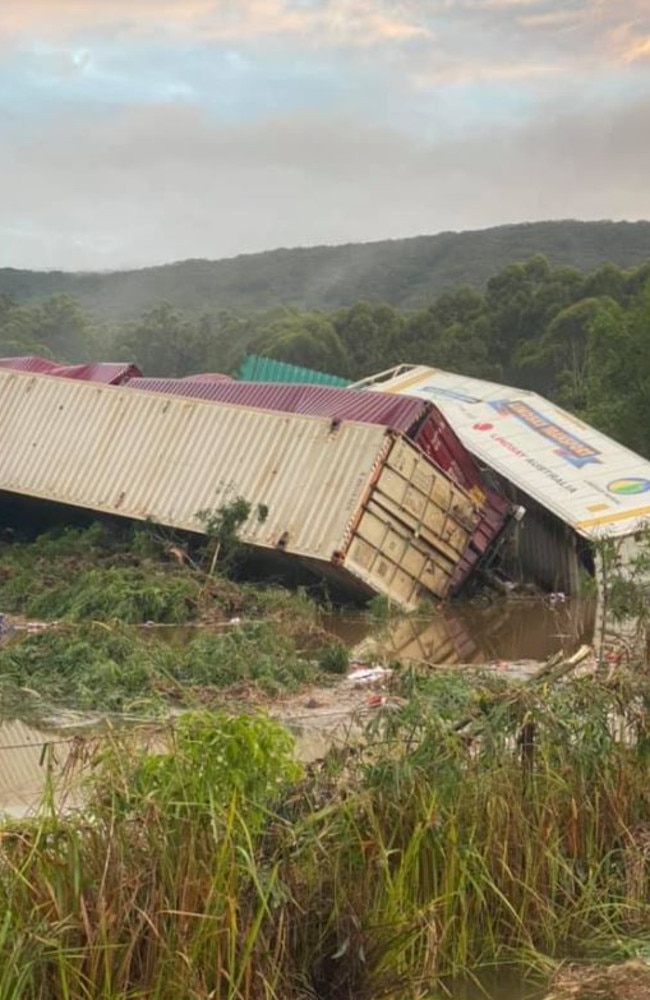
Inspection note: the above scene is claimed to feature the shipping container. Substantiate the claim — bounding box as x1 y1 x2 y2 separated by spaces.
125 376 513 587
0 356 141 385
0 370 479 609
238 354 350 386
353 364 650 592
0 356 55 375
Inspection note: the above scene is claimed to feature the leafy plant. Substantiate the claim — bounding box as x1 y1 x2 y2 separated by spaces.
196 495 253 573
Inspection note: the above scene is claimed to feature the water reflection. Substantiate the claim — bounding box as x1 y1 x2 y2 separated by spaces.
431 971 546 1000
0 717 81 817
325 598 596 668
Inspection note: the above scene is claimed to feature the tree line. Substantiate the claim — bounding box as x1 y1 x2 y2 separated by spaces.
1 254 649 456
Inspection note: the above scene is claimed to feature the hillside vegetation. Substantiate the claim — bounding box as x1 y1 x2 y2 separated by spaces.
1 219 650 319
1 247 650 457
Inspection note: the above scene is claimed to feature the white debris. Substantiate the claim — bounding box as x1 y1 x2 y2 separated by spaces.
345 666 393 687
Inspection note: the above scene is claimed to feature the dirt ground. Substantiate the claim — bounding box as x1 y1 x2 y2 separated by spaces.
544 960 650 1000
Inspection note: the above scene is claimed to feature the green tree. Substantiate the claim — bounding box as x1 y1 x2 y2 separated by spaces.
253 313 351 377
31 294 95 361
333 301 404 377
518 297 613 407
585 285 650 455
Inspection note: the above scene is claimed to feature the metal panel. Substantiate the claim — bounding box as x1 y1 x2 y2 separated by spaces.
0 355 56 374
0 356 141 385
125 377 513 589
0 720 62 817
50 362 142 385
499 487 584 594
0 370 478 607
357 364 650 541
180 373 234 382
126 376 430 429
238 354 350 386
344 436 478 604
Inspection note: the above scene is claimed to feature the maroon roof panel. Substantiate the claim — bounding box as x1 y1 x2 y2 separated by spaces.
0 356 141 385
126 377 430 431
0 356 57 374
180 372 234 383
49 362 142 385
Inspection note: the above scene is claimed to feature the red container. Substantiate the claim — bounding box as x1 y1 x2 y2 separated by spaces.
0 356 142 385
0 355 57 374
48 362 142 385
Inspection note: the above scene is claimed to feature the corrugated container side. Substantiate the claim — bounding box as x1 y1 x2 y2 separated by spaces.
413 415 512 589
238 354 350 386
0 356 57 375
0 370 478 608
343 436 479 605
49 362 142 385
181 373 234 383
125 376 429 428
0 357 142 385
125 376 512 591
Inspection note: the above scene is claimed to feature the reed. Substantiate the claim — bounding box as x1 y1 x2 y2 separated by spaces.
1 672 650 999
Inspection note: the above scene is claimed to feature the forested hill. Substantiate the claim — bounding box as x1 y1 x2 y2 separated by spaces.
2 219 650 320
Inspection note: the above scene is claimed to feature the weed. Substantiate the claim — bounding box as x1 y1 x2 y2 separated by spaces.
176 622 317 695
0 619 320 715
0 523 324 631
1 675 650 997
317 639 349 674
28 566 201 623
196 495 253 573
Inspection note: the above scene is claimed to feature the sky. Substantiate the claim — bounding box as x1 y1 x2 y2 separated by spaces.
1 0 649 270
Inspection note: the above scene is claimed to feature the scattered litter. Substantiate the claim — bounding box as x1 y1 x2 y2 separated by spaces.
345 666 393 688
229 617 242 625
25 621 50 634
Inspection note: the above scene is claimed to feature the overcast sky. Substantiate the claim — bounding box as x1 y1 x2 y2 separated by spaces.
1 0 649 270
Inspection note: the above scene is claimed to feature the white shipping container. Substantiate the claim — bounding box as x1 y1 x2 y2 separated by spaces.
0 370 479 609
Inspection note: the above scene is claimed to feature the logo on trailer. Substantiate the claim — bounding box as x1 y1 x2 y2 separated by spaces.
490 400 601 468
608 478 650 496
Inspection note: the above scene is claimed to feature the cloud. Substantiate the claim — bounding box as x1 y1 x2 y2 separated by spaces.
0 0 648 271
0 0 432 48
0 97 648 270
625 37 650 62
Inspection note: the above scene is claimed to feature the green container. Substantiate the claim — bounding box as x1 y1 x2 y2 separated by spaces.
238 354 350 386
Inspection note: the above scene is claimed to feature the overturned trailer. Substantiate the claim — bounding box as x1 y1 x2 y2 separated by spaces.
355 365 650 594
0 369 483 609
124 376 514 590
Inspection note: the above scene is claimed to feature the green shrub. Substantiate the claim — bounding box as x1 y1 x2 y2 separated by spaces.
27 566 201 624
317 638 349 674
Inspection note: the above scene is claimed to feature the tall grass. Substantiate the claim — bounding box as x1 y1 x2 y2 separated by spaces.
2 673 650 999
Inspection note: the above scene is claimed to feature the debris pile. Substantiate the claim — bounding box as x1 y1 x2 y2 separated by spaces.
544 960 650 1000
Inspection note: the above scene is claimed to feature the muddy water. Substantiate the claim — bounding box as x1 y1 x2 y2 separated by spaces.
0 717 86 817
432 974 545 1000
325 597 596 668
0 604 568 1000
432 973 546 1000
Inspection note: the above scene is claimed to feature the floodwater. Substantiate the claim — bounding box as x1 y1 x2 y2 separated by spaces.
0 716 85 817
0 600 581 1000
0 597 597 816
431 972 546 1000
325 597 596 670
